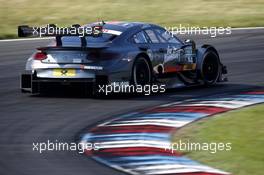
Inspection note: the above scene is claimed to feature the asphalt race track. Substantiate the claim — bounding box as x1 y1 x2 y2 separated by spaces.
0 29 263 175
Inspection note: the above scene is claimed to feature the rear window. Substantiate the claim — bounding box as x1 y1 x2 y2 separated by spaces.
61 33 116 46
61 37 82 47
86 33 116 43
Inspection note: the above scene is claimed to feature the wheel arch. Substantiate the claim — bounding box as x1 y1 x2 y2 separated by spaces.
132 52 153 76
134 52 152 69
201 44 219 57
196 44 220 71
130 52 153 85
196 44 221 85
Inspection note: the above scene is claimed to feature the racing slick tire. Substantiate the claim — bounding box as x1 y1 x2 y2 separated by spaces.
201 51 220 85
132 57 152 86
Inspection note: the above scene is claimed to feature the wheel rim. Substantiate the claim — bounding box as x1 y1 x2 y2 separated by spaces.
202 53 219 84
133 58 151 85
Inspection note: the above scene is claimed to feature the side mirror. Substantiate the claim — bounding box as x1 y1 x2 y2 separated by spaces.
184 39 191 43
184 39 196 51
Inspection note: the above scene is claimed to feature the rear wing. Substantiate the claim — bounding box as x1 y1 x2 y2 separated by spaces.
17 24 103 47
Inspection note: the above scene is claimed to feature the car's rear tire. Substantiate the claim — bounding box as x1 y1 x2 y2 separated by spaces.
201 51 220 85
132 57 152 85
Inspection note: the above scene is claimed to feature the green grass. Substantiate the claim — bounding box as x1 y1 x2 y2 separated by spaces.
172 104 264 175
1 0 264 39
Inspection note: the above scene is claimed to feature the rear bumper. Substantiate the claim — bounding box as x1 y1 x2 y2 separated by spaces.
20 71 108 93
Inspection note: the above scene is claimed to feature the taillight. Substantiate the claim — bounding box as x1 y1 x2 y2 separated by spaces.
34 52 47 60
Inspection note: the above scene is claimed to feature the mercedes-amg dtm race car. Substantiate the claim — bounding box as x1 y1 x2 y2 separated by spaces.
19 21 227 95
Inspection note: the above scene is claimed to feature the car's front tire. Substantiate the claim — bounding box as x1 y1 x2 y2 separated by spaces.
201 51 220 85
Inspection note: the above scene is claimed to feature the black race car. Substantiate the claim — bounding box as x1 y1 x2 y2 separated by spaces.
19 21 227 94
